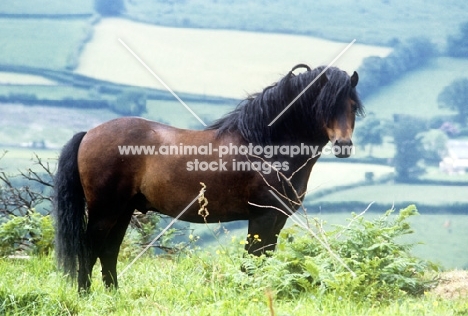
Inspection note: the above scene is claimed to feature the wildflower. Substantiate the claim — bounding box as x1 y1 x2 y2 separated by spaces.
253 234 259 239
240 240 249 245
189 234 194 240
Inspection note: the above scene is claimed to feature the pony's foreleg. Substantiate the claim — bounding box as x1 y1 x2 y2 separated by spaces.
246 211 288 255
99 209 134 288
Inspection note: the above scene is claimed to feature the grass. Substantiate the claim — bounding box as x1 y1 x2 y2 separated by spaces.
126 0 468 46
0 0 93 14
0 18 91 69
0 103 120 148
76 17 390 99
0 84 93 100
145 99 235 129
308 184 468 205
0 247 466 315
363 57 468 120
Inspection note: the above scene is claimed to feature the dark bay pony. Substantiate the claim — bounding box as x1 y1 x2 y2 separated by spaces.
54 65 363 291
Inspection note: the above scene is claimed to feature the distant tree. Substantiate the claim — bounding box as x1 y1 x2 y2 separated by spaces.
392 115 426 182
447 21 468 57
437 78 468 124
357 38 436 99
110 91 147 116
419 129 449 164
355 114 385 157
94 0 125 16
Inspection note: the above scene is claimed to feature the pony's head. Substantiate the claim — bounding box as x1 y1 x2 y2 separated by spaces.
282 66 363 158
324 71 360 158
208 65 364 158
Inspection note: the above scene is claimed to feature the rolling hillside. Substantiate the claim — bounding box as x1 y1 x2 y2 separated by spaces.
364 57 468 120
76 18 391 99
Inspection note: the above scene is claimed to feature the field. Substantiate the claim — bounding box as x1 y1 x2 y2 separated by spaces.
0 104 120 147
1 223 468 315
364 57 468 120
126 0 468 46
0 256 460 316
76 18 391 99
1 2 468 313
309 184 468 206
0 0 93 14
0 18 91 70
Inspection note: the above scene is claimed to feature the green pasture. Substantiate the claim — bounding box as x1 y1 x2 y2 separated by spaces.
144 99 235 129
307 184 468 206
1 254 466 315
0 147 58 173
0 84 93 100
0 18 90 69
126 0 468 46
0 0 93 14
363 57 468 120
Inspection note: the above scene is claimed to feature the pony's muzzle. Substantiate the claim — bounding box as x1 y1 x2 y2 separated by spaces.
332 139 354 158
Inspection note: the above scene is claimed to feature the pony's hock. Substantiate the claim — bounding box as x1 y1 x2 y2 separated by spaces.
54 64 363 291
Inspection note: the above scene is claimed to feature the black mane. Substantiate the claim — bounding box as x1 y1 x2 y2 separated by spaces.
207 65 364 145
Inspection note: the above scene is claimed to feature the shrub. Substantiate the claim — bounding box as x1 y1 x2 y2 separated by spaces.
0 210 54 257
224 205 439 302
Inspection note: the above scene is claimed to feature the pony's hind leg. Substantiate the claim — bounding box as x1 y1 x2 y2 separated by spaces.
81 204 122 291
78 216 106 292
98 207 134 288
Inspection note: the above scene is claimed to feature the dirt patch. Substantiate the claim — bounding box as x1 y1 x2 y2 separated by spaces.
432 270 468 299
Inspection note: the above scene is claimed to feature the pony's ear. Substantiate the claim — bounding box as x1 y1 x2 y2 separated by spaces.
350 71 359 88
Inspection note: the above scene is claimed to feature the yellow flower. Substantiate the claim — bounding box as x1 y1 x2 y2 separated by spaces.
433 301 439 307
216 250 220 255
240 240 249 245
253 234 259 239
189 234 194 240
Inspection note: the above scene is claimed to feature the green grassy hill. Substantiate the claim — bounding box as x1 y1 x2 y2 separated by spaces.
363 57 468 120
0 18 92 70
0 0 93 14
126 0 468 46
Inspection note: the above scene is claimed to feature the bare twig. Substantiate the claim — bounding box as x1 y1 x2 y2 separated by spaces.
0 153 55 216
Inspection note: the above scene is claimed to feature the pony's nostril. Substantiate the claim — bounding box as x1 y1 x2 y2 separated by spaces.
333 139 354 158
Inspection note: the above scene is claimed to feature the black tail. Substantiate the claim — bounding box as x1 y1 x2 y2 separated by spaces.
54 131 87 282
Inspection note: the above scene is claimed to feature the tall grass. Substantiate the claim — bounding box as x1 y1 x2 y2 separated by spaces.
1 206 467 315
